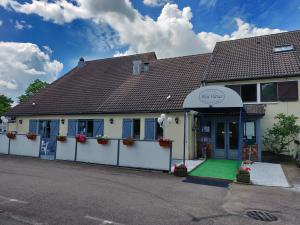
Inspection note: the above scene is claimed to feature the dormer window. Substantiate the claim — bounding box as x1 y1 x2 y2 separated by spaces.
143 63 149 72
273 45 294 53
133 60 142 75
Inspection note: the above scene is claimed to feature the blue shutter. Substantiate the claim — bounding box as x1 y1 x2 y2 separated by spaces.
50 120 60 138
29 120 38 133
122 119 133 138
67 119 77 137
144 118 155 140
93 119 104 137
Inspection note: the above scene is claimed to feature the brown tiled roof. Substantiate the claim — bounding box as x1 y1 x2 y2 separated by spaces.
203 30 300 82
8 52 211 116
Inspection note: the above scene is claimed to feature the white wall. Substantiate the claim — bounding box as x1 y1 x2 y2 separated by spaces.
119 140 171 171
10 135 40 157
0 134 9 154
56 138 76 161
76 138 118 165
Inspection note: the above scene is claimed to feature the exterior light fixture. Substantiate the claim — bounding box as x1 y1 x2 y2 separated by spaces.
109 118 114 124
19 119 23 124
61 119 65 124
175 117 179 124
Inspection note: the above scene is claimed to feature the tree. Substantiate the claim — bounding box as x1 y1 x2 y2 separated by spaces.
263 113 300 155
0 95 13 117
18 79 49 103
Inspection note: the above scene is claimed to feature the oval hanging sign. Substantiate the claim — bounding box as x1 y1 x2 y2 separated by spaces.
198 89 225 105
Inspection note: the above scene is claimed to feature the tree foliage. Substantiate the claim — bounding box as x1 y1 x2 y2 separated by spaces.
263 113 300 154
0 95 13 117
18 79 49 103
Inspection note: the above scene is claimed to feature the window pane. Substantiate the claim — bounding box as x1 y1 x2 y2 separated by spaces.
87 120 94 137
78 120 87 135
241 84 257 102
133 119 140 139
226 85 241 95
155 119 164 139
244 121 256 144
261 83 277 102
278 81 298 101
216 122 225 149
229 122 239 149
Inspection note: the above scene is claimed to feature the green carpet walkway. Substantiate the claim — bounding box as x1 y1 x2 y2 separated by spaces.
188 159 242 181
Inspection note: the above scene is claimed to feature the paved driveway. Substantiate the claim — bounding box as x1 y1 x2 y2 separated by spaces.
0 155 299 225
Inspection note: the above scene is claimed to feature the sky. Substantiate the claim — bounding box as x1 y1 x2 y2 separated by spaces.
0 0 299 102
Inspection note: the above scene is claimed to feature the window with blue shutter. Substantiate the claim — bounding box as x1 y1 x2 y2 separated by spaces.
144 118 155 140
67 119 77 137
122 119 133 138
29 120 38 133
93 120 104 137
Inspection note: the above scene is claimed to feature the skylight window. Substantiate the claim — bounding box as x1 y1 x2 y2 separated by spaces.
273 45 294 53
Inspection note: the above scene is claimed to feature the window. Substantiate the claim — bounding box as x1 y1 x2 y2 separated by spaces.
244 121 256 144
278 81 298 101
133 119 140 139
155 119 164 139
261 83 278 102
227 84 257 102
77 120 94 137
241 84 257 102
273 45 294 53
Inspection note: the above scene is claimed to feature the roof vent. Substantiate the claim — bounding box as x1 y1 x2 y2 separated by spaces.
133 60 142 75
273 45 294 53
78 57 86 68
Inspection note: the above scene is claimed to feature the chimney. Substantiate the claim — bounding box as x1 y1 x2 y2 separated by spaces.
78 57 85 68
132 60 142 75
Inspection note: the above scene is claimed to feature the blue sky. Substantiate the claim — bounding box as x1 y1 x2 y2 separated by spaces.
0 0 299 101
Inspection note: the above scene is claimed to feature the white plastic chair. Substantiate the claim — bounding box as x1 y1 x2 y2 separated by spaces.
41 141 49 155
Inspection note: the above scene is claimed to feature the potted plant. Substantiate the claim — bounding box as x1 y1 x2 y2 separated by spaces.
96 135 109 145
56 135 67 142
123 137 134 146
75 134 87 143
26 132 37 140
173 164 188 177
6 131 16 139
236 166 251 184
158 138 172 147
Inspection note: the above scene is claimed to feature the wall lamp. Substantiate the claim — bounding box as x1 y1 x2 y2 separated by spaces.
61 119 65 124
175 117 179 124
109 118 114 124
19 119 23 124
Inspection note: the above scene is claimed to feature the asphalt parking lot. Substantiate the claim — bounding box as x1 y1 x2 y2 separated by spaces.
0 155 299 225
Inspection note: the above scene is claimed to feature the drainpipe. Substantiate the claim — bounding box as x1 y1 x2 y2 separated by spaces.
183 111 187 165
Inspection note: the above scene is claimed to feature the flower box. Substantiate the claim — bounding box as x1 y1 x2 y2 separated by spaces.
26 132 37 140
6 132 16 139
75 134 87 143
174 164 188 177
159 138 172 147
123 138 134 146
236 166 251 184
57 135 67 142
97 139 108 145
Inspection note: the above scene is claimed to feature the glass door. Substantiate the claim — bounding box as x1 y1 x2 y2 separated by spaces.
228 121 239 159
214 122 226 158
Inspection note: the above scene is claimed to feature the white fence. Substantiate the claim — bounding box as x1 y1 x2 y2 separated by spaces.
0 135 9 154
0 134 172 171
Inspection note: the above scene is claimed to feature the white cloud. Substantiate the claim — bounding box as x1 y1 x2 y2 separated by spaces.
14 20 32 30
199 0 218 8
0 20 3 26
0 1 285 59
0 42 63 102
143 0 170 7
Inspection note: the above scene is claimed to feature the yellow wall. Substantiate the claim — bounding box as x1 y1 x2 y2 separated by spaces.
10 112 189 159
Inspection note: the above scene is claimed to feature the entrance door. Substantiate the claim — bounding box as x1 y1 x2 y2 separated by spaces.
214 122 226 158
39 120 59 160
214 120 239 159
228 121 239 159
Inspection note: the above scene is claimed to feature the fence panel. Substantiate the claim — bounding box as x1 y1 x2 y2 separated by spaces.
76 139 118 165
10 135 40 157
0 134 9 154
119 141 170 171
56 138 76 161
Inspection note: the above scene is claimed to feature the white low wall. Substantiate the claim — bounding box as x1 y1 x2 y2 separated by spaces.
0 134 9 154
76 139 118 165
10 135 40 157
119 141 171 171
56 138 76 161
